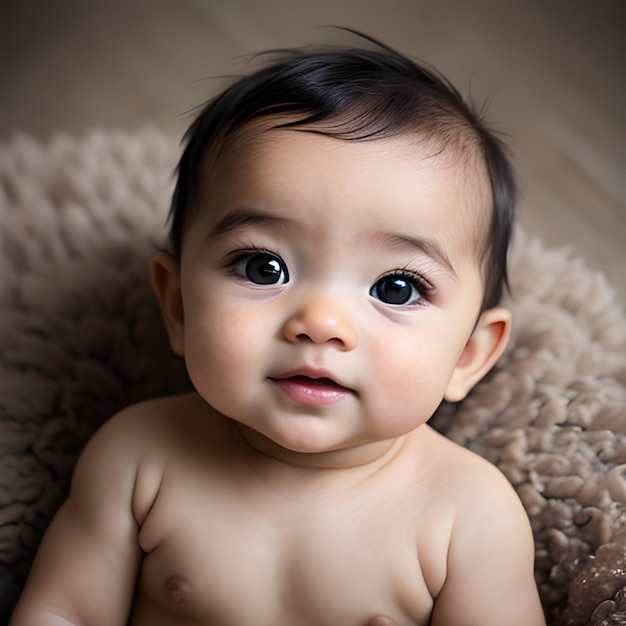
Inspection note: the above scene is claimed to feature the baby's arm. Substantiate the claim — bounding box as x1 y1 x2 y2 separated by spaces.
430 464 546 626
10 410 144 626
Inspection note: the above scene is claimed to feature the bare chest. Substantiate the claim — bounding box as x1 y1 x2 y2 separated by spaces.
130 467 442 626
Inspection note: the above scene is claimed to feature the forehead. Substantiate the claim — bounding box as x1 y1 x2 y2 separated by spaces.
197 121 491 256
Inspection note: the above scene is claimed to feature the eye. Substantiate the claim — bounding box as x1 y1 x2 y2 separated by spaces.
232 251 289 285
369 271 428 306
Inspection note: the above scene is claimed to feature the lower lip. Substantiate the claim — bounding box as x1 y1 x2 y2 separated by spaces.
270 377 352 407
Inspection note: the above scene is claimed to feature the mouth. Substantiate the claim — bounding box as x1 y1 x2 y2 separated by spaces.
269 373 354 407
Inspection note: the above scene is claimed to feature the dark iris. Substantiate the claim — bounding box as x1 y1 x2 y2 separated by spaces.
370 274 419 305
244 253 289 285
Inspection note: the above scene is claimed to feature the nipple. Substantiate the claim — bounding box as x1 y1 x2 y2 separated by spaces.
165 574 192 605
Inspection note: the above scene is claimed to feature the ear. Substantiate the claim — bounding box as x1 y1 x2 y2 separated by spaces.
152 250 185 356
444 306 512 403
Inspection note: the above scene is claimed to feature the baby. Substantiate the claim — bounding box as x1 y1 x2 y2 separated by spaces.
10 36 546 625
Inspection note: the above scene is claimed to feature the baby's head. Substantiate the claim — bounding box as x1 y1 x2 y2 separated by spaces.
155 36 517 455
168 37 515 311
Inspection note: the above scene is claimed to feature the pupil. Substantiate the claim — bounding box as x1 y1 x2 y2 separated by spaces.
379 277 411 304
247 255 283 284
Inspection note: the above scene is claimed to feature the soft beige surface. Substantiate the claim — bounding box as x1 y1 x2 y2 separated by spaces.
1 129 626 624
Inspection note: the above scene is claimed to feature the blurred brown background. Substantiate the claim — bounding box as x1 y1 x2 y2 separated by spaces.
2 0 624 303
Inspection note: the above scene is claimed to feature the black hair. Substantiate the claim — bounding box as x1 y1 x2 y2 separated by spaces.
169 32 516 310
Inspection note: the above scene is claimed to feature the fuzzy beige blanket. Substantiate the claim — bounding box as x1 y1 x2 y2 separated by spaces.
1 130 625 625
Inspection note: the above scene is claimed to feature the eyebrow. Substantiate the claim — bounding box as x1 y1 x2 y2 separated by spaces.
209 208 292 238
210 208 457 280
380 233 458 280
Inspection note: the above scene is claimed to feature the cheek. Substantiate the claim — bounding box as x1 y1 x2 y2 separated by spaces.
181 300 263 391
376 352 442 405
183 292 293 406
365 327 466 412
194 305 253 346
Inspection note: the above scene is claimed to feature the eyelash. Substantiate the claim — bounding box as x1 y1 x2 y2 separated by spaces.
398 268 433 295
226 246 274 268
225 247 287 280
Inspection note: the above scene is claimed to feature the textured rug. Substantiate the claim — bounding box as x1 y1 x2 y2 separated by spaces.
1 130 625 625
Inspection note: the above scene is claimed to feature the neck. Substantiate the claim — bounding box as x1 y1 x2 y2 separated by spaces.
235 423 406 472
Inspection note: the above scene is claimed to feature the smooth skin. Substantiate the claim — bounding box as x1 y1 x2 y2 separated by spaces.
11 127 546 625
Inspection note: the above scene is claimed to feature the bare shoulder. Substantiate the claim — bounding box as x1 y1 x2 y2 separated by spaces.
83 392 213 456
10 394 211 625
80 393 217 516
94 392 206 435
67 393 204 506
419 426 533 566
419 428 545 625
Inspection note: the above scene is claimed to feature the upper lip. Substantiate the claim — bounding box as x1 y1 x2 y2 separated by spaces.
269 367 354 391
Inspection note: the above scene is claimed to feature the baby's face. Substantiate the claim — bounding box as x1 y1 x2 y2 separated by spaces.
175 126 491 463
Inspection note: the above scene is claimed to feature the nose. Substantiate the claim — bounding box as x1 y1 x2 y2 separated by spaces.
282 294 359 351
